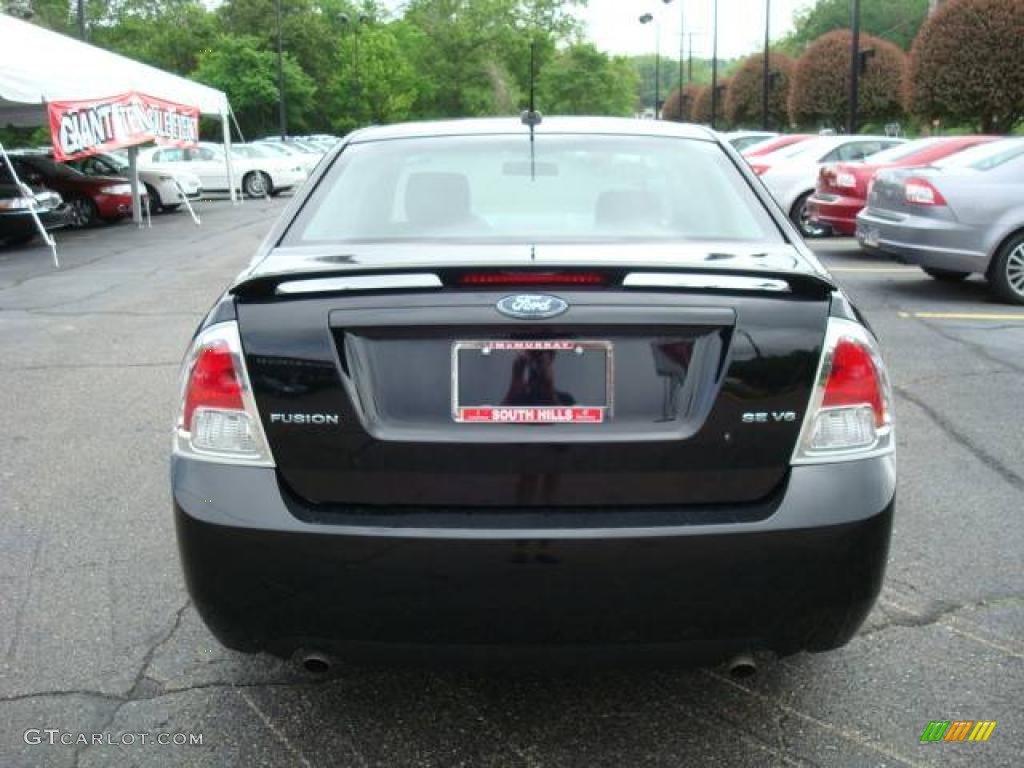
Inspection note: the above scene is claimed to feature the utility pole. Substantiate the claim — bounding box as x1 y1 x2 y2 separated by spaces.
848 0 861 135
275 0 287 140
710 0 719 129
688 32 696 82
77 0 85 39
762 0 771 130
677 1 684 120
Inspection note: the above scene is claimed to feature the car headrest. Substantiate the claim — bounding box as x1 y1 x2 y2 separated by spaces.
405 172 472 226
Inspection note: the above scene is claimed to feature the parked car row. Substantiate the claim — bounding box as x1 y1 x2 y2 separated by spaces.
729 131 1024 304
2 136 338 248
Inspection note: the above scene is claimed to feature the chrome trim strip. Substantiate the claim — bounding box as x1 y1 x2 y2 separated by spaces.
623 273 790 292
276 274 442 295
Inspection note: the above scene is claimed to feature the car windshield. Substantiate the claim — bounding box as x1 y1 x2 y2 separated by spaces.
17 156 81 178
932 139 1024 170
65 155 125 176
864 138 948 164
286 134 782 245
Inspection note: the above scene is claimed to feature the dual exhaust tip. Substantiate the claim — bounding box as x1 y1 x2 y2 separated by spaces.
295 649 760 678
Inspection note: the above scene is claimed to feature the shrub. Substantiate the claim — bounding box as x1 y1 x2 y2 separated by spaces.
691 78 731 127
788 29 906 130
908 0 1024 133
725 51 795 130
662 83 703 122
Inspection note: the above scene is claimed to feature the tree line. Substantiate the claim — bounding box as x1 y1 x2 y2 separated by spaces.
663 0 1024 135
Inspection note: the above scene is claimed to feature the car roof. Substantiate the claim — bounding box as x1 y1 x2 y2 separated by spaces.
345 117 718 144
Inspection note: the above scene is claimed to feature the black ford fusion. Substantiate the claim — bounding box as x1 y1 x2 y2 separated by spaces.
172 117 895 666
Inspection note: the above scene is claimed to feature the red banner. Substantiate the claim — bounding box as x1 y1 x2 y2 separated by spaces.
47 92 200 161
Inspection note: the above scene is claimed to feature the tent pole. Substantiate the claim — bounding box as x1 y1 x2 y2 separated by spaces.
222 110 238 205
128 146 142 226
0 140 59 268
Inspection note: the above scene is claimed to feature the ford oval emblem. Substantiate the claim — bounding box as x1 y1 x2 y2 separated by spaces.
496 294 569 320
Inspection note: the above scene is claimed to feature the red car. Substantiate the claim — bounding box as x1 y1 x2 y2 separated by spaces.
9 152 143 228
742 134 815 158
807 136 996 236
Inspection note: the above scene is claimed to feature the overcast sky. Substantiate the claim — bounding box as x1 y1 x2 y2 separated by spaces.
578 0 811 60
381 1 814 60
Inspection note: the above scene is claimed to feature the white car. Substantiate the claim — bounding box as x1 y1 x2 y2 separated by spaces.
723 131 778 153
61 152 201 213
751 135 906 236
137 143 303 198
229 144 309 193
252 141 321 175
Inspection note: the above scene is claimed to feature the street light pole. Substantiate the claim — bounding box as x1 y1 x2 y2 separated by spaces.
710 0 719 129
76 0 85 40
275 0 287 140
677 1 685 120
762 0 771 130
848 0 861 135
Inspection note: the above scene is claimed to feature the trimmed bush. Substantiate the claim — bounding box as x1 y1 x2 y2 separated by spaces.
662 83 703 122
788 29 906 130
692 78 731 126
725 51 795 130
908 0 1024 133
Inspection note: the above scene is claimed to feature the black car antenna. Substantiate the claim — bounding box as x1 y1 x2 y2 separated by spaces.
520 39 542 181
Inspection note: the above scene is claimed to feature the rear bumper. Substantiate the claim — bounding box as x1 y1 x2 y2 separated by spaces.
0 205 71 236
855 210 989 273
94 193 138 219
173 455 895 662
807 194 862 236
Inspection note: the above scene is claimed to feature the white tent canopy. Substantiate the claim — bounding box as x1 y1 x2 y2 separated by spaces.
0 13 229 124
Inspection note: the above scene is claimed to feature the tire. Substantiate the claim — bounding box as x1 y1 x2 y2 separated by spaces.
144 184 163 214
989 232 1024 305
67 196 98 228
243 171 271 198
162 204 181 213
922 267 970 282
790 192 829 238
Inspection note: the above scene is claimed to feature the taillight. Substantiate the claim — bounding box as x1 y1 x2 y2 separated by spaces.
174 321 274 465
835 172 857 189
751 163 770 176
792 318 894 463
904 178 947 206
458 272 607 286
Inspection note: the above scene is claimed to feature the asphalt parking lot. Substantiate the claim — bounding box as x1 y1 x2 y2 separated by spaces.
1 199 1021 768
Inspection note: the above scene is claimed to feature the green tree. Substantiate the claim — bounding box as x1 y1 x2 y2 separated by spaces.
779 0 929 54
192 35 316 137
908 0 1024 133
725 52 795 130
788 30 907 130
536 44 637 116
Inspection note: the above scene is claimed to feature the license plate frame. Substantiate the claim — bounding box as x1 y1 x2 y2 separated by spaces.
451 340 613 424
862 226 880 248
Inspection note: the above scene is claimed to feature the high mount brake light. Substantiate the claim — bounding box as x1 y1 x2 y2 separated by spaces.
792 317 894 464
458 272 607 286
904 178 947 206
174 321 274 466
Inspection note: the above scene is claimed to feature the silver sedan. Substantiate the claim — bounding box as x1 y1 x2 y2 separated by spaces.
856 138 1024 304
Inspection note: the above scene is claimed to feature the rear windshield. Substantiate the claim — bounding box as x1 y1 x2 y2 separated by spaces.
933 139 1024 170
865 138 947 164
285 135 782 244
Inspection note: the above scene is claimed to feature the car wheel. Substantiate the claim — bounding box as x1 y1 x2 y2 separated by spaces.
922 267 970 282
144 184 163 214
243 172 271 198
67 196 98 228
990 233 1024 305
162 204 181 213
790 192 829 238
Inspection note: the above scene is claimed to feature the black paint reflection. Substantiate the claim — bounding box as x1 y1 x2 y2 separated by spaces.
502 351 576 406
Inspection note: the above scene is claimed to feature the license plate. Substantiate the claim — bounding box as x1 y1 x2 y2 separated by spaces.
452 340 612 424
862 227 880 248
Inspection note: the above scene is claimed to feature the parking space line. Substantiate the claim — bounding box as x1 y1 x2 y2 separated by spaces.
898 311 1024 321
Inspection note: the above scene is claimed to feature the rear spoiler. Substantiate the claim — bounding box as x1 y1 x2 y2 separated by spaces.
231 266 837 300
